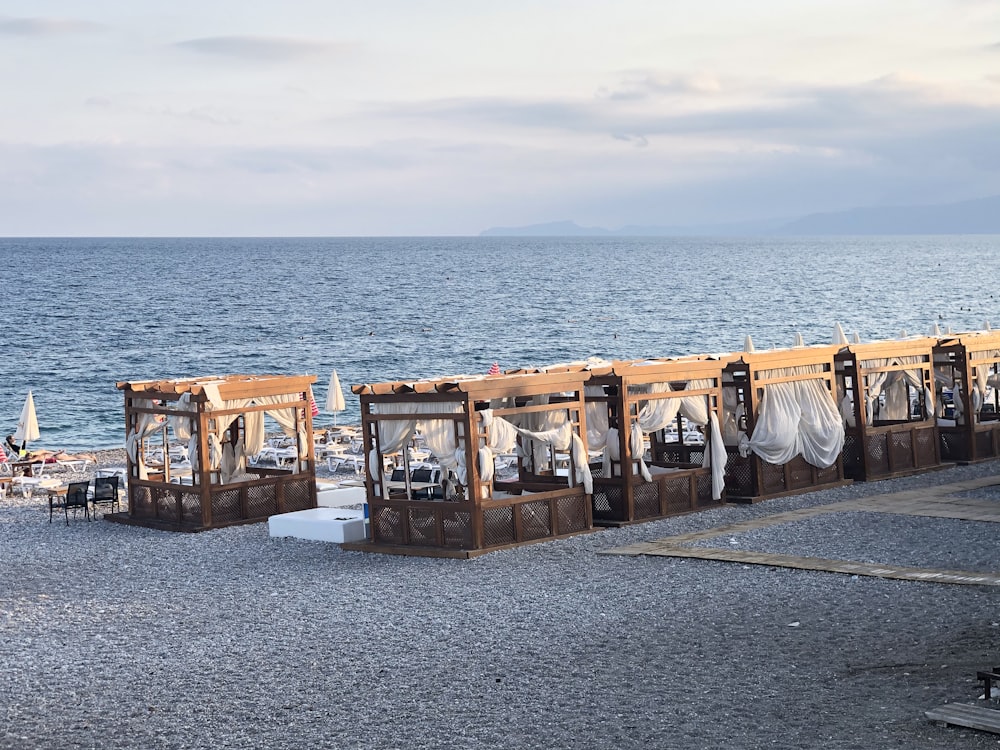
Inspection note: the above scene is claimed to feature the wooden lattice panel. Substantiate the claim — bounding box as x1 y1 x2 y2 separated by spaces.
914 427 937 466
725 454 754 496
442 510 472 547
939 430 967 461
816 464 840 484
695 473 717 508
372 505 404 544
282 479 313 513
483 506 515 547
211 488 241 524
842 433 863 476
555 494 588 534
663 475 694 514
787 458 813 490
976 430 997 460
130 487 153 518
247 484 277 518
180 491 201 522
633 481 661 518
761 460 786 494
519 500 552 541
406 508 438 545
889 431 914 471
867 433 889 474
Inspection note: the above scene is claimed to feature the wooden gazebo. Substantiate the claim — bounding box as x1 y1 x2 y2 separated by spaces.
933 330 1000 463
111 374 318 531
542 357 728 525
722 345 850 502
835 337 944 481
345 370 594 557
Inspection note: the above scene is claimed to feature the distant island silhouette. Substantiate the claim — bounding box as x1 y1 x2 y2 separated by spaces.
480 194 1000 236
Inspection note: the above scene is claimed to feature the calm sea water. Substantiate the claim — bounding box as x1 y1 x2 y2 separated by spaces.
1 236 998 450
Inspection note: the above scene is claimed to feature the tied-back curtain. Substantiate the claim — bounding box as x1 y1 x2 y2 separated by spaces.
367 402 419 481
632 379 726 499
970 361 1000 420
125 399 166 481
744 365 844 469
168 393 194 441
247 393 305 457
722 387 741 444
635 382 680 433
485 413 593 493
417 403 465 484
861 356 929 421
585 386 610 452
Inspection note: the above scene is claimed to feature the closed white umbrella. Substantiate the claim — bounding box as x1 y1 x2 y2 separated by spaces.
833 322 849 345
743 334 756 353
325 370 346 425
13 390 40 451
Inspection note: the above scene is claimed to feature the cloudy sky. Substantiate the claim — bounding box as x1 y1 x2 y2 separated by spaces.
2 1 999 235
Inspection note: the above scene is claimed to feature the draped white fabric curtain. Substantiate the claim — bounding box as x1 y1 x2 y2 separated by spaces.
367 402 466 484
585 386 610 452
742 366 845 469
481 410 593 494
860 356 930 422
125 399 166 481
969 355 1000 420
631 379 727 500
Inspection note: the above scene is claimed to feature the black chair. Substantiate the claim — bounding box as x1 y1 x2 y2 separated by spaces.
50 480 91 525
91 475 120 515
389 467 407 482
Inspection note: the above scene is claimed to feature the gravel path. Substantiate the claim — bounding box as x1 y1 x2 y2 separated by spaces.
3 460 1000 749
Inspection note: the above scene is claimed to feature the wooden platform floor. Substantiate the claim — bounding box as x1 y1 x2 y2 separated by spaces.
601 475 1000 586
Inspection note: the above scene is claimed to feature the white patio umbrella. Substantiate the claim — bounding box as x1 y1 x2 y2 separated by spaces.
13 390 40 453
325 370 347 425
833 322 849 345
743 334 756 353
793 332 805 347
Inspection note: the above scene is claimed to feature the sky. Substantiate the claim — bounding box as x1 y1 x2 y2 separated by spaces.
2 0 1000 236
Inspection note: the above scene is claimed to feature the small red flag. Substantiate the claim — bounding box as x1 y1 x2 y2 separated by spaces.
307 389 320 418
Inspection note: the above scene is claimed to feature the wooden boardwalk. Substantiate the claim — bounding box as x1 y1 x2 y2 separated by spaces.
601 476 1000 586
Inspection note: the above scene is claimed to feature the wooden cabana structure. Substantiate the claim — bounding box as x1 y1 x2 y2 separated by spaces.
721 345 849 502
543 357 728 525
834 337 943 481
111 374 318 531
346 370 594 558
933 330 1000 463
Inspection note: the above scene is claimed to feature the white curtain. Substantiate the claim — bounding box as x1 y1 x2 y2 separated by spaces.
168 393 194 441
861 356 929 422
742 366 845 469
125 399 166 481
585 386 610 452
632 379 727 500
485 413 593 494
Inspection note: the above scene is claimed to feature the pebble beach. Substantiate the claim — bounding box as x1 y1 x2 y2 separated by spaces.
4 454 1000 749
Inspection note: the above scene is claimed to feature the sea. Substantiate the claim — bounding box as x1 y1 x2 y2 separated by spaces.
1 235 998 451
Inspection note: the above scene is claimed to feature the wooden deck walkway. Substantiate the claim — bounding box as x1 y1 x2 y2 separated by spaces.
601 476 1000 586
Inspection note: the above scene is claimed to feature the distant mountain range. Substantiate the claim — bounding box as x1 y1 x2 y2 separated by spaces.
480 194 1000 237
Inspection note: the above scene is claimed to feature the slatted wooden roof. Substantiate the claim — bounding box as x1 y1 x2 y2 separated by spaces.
728 343 843 369
936 329 1000 352
352 369 590 397
836 336 937 362
116 374 317 401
